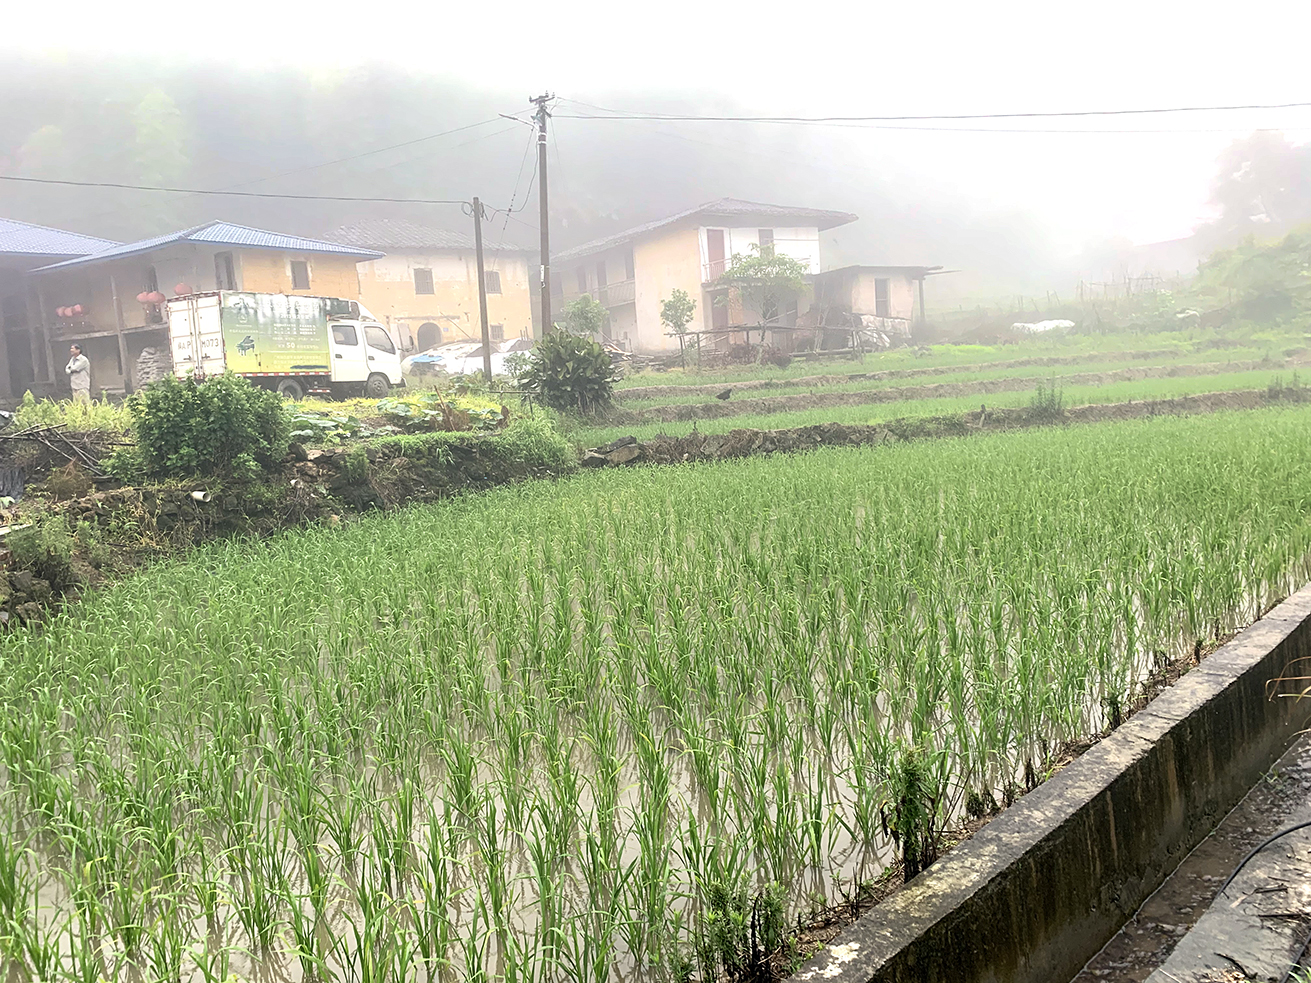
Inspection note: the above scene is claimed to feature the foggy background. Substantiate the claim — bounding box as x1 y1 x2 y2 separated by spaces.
2 10 1309 310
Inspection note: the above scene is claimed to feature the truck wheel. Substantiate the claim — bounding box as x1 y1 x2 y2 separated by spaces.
364 374 390 398
276 378 306 400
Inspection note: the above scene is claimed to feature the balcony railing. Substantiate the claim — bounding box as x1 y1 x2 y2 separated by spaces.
702 259 728 283
599 279 635 307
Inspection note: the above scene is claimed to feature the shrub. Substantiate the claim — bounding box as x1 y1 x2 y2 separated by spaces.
8 515 78 592
520 329 618 415
128 374 290 480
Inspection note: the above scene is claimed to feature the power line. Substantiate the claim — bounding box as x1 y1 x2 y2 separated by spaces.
0 174 472 205
555 98 1311 125
68 116 514 226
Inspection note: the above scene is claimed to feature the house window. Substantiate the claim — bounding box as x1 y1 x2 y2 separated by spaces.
624 250 635 280
291 260 311 290
576 268 587 293
758 229 775 257
215 252 237 290
414 268 434 295
490 323 504 342
875 278 891 318
484 270 501 295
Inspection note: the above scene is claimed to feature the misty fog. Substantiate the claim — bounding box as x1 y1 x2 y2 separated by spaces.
2 53 1309 307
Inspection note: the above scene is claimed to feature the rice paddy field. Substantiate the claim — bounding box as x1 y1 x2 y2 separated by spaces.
6 402 1311 982
574 365 1303 448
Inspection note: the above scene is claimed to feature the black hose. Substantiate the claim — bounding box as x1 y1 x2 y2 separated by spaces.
1217 818 1311 899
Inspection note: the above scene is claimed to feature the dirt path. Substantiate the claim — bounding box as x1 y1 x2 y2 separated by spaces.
622 359 1294 424
1072 735 1311 982
616 348 1195 401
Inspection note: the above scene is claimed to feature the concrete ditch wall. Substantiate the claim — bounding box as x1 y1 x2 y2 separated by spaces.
794 586 1311 983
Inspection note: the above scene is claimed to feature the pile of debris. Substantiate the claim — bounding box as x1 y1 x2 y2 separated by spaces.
135 346 173 386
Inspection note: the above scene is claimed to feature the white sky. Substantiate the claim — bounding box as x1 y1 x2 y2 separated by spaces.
5 0 1311 254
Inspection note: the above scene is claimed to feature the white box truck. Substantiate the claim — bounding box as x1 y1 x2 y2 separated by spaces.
166 291 405 399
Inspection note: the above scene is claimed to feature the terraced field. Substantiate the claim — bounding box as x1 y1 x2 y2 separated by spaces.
5 399 1311 982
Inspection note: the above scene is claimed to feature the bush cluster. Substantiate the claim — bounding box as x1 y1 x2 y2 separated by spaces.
519 329 618 415
126 374 290 480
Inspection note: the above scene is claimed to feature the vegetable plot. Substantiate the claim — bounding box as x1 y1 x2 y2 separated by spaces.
4 406 1311 981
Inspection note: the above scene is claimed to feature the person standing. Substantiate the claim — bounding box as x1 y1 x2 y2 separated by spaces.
65 344 91 402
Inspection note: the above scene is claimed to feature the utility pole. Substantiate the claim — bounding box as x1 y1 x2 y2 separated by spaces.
531 92 554 334
472 196 493 379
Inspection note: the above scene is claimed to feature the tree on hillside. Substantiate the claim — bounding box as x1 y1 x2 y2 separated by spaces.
133 90 191 229
712 245 810 345
559 294 608 338
1197 132 1311 251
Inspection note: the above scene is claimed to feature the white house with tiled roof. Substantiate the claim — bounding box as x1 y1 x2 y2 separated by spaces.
327 219 534 353
551 198 858 352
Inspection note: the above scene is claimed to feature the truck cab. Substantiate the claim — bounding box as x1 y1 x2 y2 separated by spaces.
324 317 404 399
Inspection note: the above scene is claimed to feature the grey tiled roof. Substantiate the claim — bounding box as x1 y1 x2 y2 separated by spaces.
0 218 118 258
553 198 858 263
33 221 383 271
324 218 525 253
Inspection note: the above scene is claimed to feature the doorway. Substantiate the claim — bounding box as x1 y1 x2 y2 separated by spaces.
706 229 726 280
418 322 441 351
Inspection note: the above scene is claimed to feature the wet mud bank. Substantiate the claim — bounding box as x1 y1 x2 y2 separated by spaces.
792 586 1311 983
583 389 1299 469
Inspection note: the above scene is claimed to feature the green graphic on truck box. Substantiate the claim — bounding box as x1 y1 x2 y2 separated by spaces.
220 292 331 374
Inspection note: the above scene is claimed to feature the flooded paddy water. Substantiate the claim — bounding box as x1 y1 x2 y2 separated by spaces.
6 407 1311 982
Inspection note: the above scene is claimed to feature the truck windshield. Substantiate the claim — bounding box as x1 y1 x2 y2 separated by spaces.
332 324 358 346
364 325 395 354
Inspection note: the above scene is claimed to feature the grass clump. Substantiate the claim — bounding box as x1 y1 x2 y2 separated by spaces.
12 391 130 435
7 515 77 592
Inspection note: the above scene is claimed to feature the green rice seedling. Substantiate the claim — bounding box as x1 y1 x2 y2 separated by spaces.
9 405 1311 979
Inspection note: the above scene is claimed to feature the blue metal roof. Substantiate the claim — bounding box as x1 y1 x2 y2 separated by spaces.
32 220 383 272
0 218 118 258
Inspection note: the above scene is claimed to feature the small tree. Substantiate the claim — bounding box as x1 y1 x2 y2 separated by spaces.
520 329 619 415
660 289 697 368
559 294 609 338
713 245 810 346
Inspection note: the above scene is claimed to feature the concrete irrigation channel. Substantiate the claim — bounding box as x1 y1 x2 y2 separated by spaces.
791 585 1311 983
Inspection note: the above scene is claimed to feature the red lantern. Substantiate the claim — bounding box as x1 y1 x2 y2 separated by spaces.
150 291 167 305
72 304 84 316
174 283 191 297
56 307 67 318
137 291 151 304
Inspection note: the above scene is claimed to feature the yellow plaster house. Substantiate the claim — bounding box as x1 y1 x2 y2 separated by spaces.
327 219 534 354
29 221 379 396
551 198 860 352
